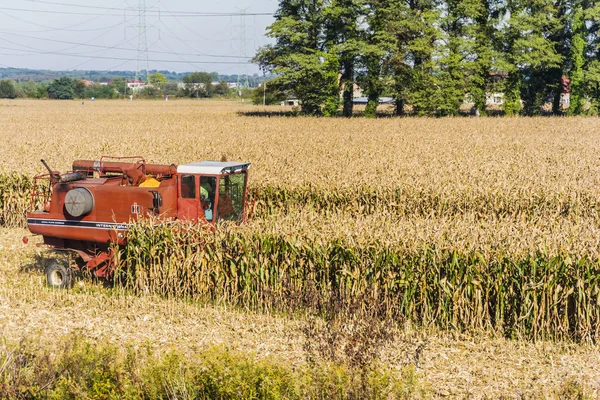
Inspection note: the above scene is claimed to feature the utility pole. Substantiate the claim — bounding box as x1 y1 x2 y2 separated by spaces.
233 8 251 97
135 0 150 85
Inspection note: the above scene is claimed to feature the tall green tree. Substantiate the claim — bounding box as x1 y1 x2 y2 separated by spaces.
384 0 440 115
148 72 168 87
324 0 365 116
583 3 600 112
183 72 213 98
73 80 86 98
18 80 38 98
467 0 500 115
110 77 129 97
359 0 393 117
47 77 74 100
502 0 563 115
567 4 585 115
0 79 17 99
254 0 337 115
499 1 523 116
442 0 468 115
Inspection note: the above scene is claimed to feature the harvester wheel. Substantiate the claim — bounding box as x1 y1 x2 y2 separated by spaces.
45 259 72 289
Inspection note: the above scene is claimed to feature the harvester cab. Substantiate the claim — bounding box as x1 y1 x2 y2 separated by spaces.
25 156 251 288
176 161 250 223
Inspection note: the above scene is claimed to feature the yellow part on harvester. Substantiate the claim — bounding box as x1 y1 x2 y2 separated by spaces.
139 177 160 187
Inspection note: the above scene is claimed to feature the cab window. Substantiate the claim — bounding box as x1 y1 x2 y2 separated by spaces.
218 173 245 221
181 175 196 198
200 176 216 221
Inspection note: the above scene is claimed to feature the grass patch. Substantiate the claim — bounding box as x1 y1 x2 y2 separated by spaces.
0 334 427 399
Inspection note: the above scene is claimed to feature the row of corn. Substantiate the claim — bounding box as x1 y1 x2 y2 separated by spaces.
0 173 36 228
2 174 599 229
114 219 600 342
253 185 600 219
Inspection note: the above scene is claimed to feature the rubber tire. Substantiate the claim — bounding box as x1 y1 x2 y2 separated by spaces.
45 259 72 289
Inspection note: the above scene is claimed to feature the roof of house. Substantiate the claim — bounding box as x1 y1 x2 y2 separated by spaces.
176 161 250 175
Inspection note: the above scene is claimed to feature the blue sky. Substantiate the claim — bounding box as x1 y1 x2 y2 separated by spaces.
0 0 277 74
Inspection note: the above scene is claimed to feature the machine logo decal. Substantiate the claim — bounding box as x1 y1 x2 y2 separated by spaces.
131 203 141 214
27 218 128 230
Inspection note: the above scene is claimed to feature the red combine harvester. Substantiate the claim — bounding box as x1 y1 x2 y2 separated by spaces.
26 156 251 288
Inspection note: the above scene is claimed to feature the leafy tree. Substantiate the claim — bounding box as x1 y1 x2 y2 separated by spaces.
433 0 473 116
255 0 600 117
162 82 181 96
0 79 17 98
324 0 365 116
36 83 49 99
139 85 160 97
501 0 563 115
19 80 38 98
585 61 600 114
467 0 500 115
583 4 600 112
47 77 74 100
85 83 117 99
384 0 440 115
254 0 337 115
358 0 394 117
148 72 167 87
321 52 342 116
213 81 231 96
73 80 86 99
183 72 213 98
251 79 287 105
567 4 585 115
110 77 129 97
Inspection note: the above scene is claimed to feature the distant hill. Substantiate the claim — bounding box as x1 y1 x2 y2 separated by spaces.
0 68 264 85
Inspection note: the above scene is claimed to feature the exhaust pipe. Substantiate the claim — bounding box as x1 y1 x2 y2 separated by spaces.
41 159 60 181
41 159 85 183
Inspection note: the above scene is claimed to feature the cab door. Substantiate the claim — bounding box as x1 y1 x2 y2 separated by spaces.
199 176 217 223
177 174 199 221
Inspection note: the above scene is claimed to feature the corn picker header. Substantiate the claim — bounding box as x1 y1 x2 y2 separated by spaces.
26 156 251 288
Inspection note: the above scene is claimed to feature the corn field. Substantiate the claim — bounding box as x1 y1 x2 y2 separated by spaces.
3 100 600 342
112 217 600 342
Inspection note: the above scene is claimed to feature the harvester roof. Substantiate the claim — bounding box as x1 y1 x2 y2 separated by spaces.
176 161 250 175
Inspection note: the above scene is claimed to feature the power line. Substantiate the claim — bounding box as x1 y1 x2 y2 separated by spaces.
1 1 264 72
0 31 251 58
0 8 133 32
134 0 149 83
20 0 276 16
0 45 251 64
0 18 133 55
233 8 251 91
66 37 138 70
157 2 229 43
20 0 131 11
0 5 273 17
152 39 202 72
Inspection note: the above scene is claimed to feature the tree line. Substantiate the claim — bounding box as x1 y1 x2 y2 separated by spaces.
0 72 240 100
0 67 267 88
254 0 600 117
